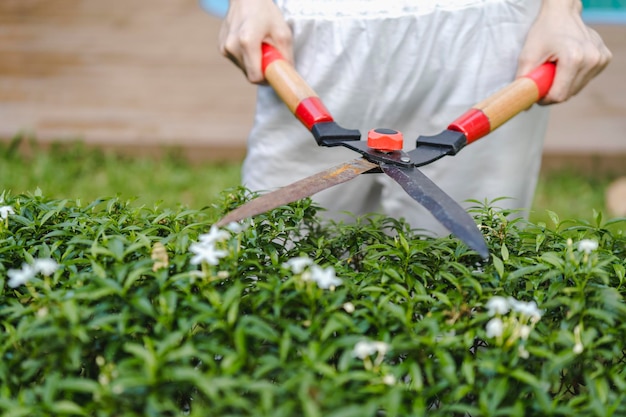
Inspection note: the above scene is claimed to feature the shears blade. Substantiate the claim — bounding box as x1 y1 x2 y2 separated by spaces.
381 163 489 258
215 157 377 227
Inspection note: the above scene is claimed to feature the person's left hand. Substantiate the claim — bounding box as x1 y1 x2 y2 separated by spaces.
516 0 611 105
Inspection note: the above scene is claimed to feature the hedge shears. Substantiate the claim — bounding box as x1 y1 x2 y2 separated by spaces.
217 43 556 259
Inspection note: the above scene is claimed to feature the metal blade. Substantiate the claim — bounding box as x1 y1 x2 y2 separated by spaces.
381 163 489 259
215 158 377 227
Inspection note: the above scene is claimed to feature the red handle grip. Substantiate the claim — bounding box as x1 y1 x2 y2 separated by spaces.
261 43 334 130
448 62 556 144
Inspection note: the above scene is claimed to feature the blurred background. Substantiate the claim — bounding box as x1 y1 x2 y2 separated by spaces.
0 0 625 221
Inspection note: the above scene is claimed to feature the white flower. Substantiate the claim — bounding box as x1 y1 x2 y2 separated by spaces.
225 221 249 234
191 226 231 267
342 302 355 313
33 258 58 276
577 239 598 254
7 264 36 288
382 374 396 385
198 225 230 245
573 325 584 354
283 256 314 274
284 257 342 290
0 205 14 219
353 341 374 360
372 341 390 356
301 269 313 282
518 345 530 359
519 324 532 340
310 265 342 289
353 340 390 360
507 297 542 321
486 296 509 316
189 242 228 265
485 317 504 338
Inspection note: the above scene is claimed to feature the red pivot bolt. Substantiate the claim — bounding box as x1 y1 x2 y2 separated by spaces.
367 128 403 152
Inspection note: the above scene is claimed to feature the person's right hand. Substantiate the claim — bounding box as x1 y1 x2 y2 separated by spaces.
516 0 611 105
218 0 293 84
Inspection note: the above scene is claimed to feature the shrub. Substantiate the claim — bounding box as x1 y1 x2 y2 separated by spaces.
1 189 625 416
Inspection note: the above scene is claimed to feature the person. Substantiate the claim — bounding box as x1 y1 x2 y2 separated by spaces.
218 0 611 236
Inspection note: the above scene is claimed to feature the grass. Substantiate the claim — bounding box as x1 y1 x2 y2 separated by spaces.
0 136 620 226
0 138 241 210
532 169 615 225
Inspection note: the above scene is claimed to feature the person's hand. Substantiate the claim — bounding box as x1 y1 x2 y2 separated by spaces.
218 0 293 84
516 0 611 104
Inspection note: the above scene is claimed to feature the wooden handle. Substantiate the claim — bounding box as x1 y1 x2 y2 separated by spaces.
448 63 556 144
261 43 333 130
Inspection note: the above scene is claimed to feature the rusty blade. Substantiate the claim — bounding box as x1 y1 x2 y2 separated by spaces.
215 158 377 227
380 163 489 259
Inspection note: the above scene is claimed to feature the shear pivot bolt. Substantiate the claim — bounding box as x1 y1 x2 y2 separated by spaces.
367 128 403 152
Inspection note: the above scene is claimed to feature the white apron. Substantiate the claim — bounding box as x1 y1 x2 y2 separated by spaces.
242 0 550 236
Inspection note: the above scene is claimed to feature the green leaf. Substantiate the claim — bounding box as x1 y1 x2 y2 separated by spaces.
124 341 157 381
320 313 353 341
492 254 505 279
325 404 377 417
48 400 86 416
509 369 544 389
239 316 279 343
593 209 602 228
500 243 509 262
547 210 560 229
0 408 34 417
56 378 100 394
461 360 475 385
585 308 617 325
540 252 565 270
535 232 546 252
507 264 549 282
131 296 156 317
434 349 458 385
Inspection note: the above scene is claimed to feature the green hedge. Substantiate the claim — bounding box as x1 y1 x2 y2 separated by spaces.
1 189 625 416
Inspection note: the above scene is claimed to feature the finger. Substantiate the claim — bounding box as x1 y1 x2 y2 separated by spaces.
589 28 613 69
219 20 245 69
566 57 607 99
219 37 248 79
223 49 245 73
541 45 589 105
554 39 611 101
252 28 294 84
240 39 264 84
221 29 265 84
218 17 266 83
269 28 294 65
